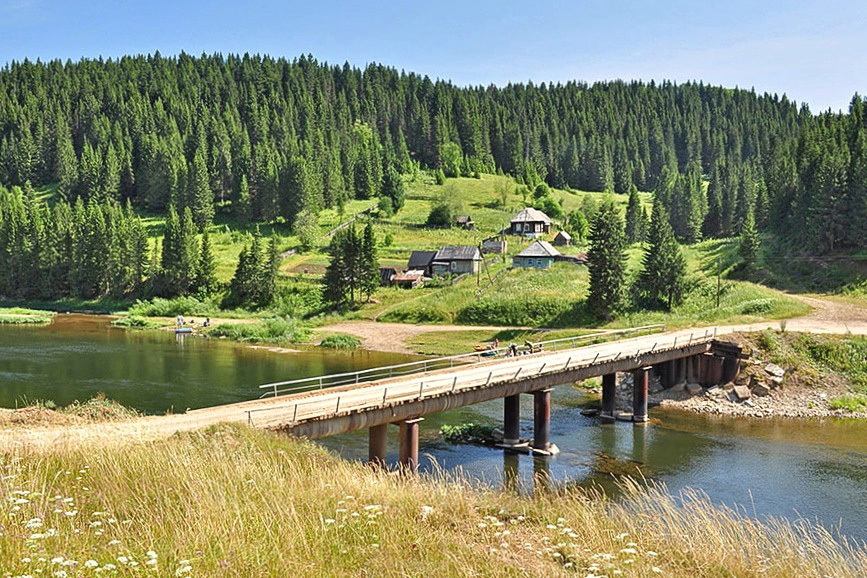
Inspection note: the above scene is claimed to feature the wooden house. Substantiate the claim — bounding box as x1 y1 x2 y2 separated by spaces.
379 267 397 286
481 235 508 254
407 250 437 277
553 230 572 246
431 246 482 276
509 208 552 237
455 215 475 230
512 240 560 269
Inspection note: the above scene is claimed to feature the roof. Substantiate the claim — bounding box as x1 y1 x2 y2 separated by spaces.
394 271 424 282
408 250 437 269
510 207 552 224
456 215 473 224
554 230 572 240
434 246 482 261
515 240 561 258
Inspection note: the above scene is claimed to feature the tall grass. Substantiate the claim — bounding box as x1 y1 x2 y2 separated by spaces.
0 425 863 576
0 307 54 324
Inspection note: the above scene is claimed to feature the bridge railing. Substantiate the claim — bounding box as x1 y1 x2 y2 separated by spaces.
257 324 665 399
245 327 719 428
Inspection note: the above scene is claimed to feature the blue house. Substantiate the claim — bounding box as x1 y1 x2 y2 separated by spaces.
512 240 560 269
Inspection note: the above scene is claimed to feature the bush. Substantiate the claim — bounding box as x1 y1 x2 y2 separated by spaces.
434 169 446 185
128 296 222 317
111 316 161 329
319 334 361 349
426 203 453 228
377 196 394 217
208 317 311 344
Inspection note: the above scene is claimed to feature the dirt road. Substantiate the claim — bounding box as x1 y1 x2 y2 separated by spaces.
314 321 533 354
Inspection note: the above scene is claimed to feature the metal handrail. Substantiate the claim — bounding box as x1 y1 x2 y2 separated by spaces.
257 324 666 398
245 327 718 427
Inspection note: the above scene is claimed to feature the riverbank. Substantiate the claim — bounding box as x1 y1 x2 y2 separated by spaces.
0 307 54 324
1 423 863 577
614 331 867 419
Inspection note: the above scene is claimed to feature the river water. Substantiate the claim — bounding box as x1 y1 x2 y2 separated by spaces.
2 315 866 540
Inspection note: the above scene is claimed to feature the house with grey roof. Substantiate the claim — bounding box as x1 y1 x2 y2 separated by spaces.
431 245 482 276
553 230 572 246
509 207 552 237
512 240 560 270
407 250 437 277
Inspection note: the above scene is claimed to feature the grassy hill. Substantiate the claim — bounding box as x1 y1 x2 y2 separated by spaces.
23 173 810 342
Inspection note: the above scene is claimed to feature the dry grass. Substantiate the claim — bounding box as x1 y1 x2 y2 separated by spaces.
0 424 864 577
0 397 139 428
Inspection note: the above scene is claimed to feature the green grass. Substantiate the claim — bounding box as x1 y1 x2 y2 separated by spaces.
207 317 311 344
1 424 864 577
110 315 162 329
0 307 54 324
318 333 362 349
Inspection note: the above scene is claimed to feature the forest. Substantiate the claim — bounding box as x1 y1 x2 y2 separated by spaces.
0 52 865 304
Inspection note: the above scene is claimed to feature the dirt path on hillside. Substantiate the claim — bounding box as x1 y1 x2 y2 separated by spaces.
314 321 534 354
715 294 867 336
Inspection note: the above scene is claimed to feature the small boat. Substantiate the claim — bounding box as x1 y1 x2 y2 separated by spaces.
480 350 497 358
175 327 193 334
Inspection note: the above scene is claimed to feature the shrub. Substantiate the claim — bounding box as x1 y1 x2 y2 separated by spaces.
426 203 453 228
128 296 222 317
318 334 361 349
208 317 311 344
111 316 161 329
739 298 774 315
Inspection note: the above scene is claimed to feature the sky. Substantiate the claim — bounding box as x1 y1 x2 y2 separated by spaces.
0 0 864 112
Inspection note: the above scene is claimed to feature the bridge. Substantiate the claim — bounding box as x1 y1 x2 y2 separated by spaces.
183 325 742 471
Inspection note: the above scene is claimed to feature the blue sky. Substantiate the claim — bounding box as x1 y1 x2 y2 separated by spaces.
0 0 864 112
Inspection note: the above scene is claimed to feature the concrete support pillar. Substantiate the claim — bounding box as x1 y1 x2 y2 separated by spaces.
503 394 521 445
368 423 388 466
600 373 617 423
398 417 423 472
533 388 552 451
632 367 650 424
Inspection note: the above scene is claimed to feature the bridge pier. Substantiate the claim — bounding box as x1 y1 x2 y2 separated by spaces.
368 423 388 466
600 373 617 423
632 367 650 423
503 394 521 445
532 388 553 453
398 417 423 472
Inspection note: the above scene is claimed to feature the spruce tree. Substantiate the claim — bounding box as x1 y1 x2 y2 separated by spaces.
739 207 760 266
636 199 687 310
624 186 642 243
236 174 252 225
587 202 626 320
195 230 217 296
188 148 214 229
381 166 406 212
360 222 379 301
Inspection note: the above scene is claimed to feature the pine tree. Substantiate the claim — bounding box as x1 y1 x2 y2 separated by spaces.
261 235 280 307
624 186 642 243
739 207 760 266
236 174 252 225
188 148 214 229
381 166 406 212
195 230 217 296
636 199 687 310
587 202 626 320
360 222 379 301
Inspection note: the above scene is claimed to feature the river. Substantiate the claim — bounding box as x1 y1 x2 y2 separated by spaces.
2 314 866 541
